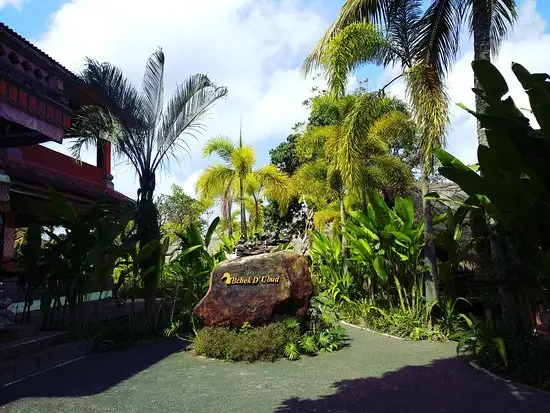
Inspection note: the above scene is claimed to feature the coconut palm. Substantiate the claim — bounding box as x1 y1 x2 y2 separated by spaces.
196 135 292 240
69 49 227 317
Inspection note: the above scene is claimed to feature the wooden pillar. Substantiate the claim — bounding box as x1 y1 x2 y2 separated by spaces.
2 212 14 263
96 140 113 189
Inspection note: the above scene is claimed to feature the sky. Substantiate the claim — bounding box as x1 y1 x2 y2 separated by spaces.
2 0 550 200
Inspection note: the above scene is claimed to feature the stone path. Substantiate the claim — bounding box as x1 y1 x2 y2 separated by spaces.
1 325 549 412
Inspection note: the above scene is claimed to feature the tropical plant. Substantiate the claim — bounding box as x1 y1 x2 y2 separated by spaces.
345 193 426 296
456 313 508 369
303 0 465 301
34 189 136 330
160 217 226 333
429 297 471 336
69 48 227 319
435 60 550 338
197 135 293 240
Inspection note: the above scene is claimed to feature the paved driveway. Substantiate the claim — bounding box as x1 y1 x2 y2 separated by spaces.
1 325 549 412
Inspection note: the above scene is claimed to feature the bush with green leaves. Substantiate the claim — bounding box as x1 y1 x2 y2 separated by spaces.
192 297 348 362
193 320 301 362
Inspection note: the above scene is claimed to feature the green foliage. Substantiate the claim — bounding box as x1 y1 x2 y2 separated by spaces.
455 313 508 370
22 189 137 330
436 61 550 274
269 132 302 175
157 184 208 234
429 297 471 337
192 321 300 362
345 193 426 293
159 218 226 333
198 135 293 239
193 296 348 362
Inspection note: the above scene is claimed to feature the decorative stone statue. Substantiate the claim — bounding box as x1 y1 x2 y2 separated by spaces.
0 281 15 331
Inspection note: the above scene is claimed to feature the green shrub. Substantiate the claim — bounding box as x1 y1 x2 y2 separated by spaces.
192 309 349 362
193 321 300 362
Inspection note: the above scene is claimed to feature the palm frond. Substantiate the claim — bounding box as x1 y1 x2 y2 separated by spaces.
203 135 235 163
79 58 145 131
489 0 517 56
368 153 413 196
255 164 294 212
195 164 235 204
302 0 392 75
405 61 450 172
320 22 389 96
231 146 255 177
459 0 517 56
337 93 389 189
153 74 228 172
412 0 461 75
313 208 341 230
297 125 339 161
142 48 165 128
385 0 423 66
292 159 336 209
369 110 416 147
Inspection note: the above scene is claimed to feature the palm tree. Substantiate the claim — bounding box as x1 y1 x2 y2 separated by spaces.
461 0 517 145
197 135 292 241
303 0 457 301
69 49 227 318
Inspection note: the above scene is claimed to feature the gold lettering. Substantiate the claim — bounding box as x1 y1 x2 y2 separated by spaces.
252 277 259 284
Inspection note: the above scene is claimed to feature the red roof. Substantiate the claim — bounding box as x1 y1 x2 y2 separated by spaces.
5 156 133 204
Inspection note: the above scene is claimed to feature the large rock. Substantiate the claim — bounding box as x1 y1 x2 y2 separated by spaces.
193 251 313 327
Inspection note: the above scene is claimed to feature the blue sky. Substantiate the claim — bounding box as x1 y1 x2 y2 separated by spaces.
2 0 550 199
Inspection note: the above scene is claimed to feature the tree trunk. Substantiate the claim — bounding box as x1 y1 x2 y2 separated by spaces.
227 202 233 238
137 197 161 324
239 176 247 241
472 0 491 146
421 171 438 303
339 194 348 274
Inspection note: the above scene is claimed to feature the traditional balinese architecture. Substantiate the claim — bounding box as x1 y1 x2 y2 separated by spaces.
0 23 130 269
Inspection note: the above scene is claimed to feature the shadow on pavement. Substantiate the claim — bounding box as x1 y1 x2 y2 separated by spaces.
276 357 550 413
0 338 188 406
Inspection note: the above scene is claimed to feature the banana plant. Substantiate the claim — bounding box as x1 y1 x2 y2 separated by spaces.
435 60 550 264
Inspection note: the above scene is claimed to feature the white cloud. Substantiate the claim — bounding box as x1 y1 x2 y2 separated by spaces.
0 0 25 10
377 0 549 166
35 0 329 198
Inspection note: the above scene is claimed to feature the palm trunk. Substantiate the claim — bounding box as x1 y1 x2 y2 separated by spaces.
239 176 247 241
472 0 491 146
339 193 348 275
137 196 161 325
421 170 438 303
227 202 233 238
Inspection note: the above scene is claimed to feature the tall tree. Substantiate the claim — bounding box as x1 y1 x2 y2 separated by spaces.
197 136 292 240
69 49 227 318
303 0 460 301
462 0 517 145
156 184 208 234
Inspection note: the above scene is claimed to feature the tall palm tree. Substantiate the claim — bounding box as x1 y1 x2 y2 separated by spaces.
197 135 292 240
303 0 458 301
69 49 227 318
461 0 516 145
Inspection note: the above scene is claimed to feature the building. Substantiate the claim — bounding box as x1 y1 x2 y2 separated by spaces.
0 23 130 270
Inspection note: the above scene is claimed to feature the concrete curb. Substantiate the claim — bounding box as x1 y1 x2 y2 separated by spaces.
340 320 407 341
469 360 550 396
